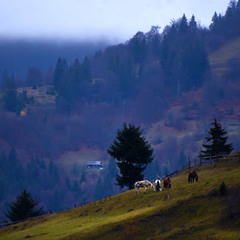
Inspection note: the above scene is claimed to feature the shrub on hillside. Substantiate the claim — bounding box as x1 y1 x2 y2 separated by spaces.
219 181 227 196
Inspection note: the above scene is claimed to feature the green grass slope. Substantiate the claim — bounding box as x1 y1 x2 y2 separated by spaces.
1 152 240 240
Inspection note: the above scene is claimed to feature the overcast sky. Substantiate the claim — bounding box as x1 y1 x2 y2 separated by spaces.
0 0 230 43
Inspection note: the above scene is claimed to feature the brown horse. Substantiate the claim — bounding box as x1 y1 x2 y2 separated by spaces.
163 177 171 188
188 170 198 183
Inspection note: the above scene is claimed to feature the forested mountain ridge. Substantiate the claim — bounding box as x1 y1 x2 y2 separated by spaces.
0 0 240 222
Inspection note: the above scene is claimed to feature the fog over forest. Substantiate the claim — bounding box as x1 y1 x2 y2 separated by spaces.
0 39 108 79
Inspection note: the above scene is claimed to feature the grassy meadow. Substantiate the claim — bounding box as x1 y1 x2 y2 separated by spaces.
0 152 240 240
18 85 56 107
208 37 240 79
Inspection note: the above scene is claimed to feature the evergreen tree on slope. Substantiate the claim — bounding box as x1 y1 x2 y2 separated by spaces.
107 123 153 189
5 189 46 222
199 119 233 158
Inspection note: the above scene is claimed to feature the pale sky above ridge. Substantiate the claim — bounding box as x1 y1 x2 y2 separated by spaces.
0 0 230 43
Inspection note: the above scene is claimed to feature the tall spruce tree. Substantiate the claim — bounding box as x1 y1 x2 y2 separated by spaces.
94 177 104 201
107 123 153 189
108 158 118 179
128 31 147 64
199 119 233 158
179 14 188 34
81 56 92 82
2 76 18 113
189 15 197 31
53 57 68 94
5 189 46 222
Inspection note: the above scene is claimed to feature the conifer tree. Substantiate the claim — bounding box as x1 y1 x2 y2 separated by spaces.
189 15 197 31
53 57 68 93
108 158 118 179
178 150 187 170
72 58 81 85
94 177 104 201
128 31 147 64
2 76 18 112
199 119 233 158
179 14 188 34
102 172 113 197
82 56 91 82
5 189 46 222
107 123 153 189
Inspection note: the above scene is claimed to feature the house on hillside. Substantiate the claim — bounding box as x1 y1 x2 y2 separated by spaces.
87 161 103 169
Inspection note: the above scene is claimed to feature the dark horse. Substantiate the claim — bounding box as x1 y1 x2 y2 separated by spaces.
188 170 198 183
163 177 171 188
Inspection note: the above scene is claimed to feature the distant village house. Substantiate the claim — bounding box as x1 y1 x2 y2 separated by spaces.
87 161 103 169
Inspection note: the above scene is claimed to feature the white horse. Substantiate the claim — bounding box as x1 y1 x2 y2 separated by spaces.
134 180 156 194
155 179 162 192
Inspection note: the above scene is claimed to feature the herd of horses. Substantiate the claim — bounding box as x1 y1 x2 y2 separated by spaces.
134 170 198 194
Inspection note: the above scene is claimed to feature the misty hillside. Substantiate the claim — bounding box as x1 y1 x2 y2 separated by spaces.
0 155 240 240
0 0 240 223
0 39 108 79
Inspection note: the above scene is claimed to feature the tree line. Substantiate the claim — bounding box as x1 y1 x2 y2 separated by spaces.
51 1 240 114
53 14 210 113
1 1 240 118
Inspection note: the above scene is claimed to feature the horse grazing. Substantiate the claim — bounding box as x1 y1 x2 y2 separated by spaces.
188 170 198 183
155 179 162 192
163 177 171 189
134 180 156 194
